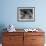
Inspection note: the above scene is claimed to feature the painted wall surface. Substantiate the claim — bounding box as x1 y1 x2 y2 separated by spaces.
0 0 46 31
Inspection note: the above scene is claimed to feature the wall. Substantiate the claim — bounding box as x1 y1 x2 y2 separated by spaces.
0 0 46 30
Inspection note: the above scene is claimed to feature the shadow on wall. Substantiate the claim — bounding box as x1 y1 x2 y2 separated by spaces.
0 24 7 43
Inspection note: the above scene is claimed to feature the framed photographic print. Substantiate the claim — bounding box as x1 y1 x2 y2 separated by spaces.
17 7 35 22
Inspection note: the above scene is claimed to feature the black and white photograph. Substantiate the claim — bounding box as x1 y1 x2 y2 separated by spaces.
17 7 35 22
